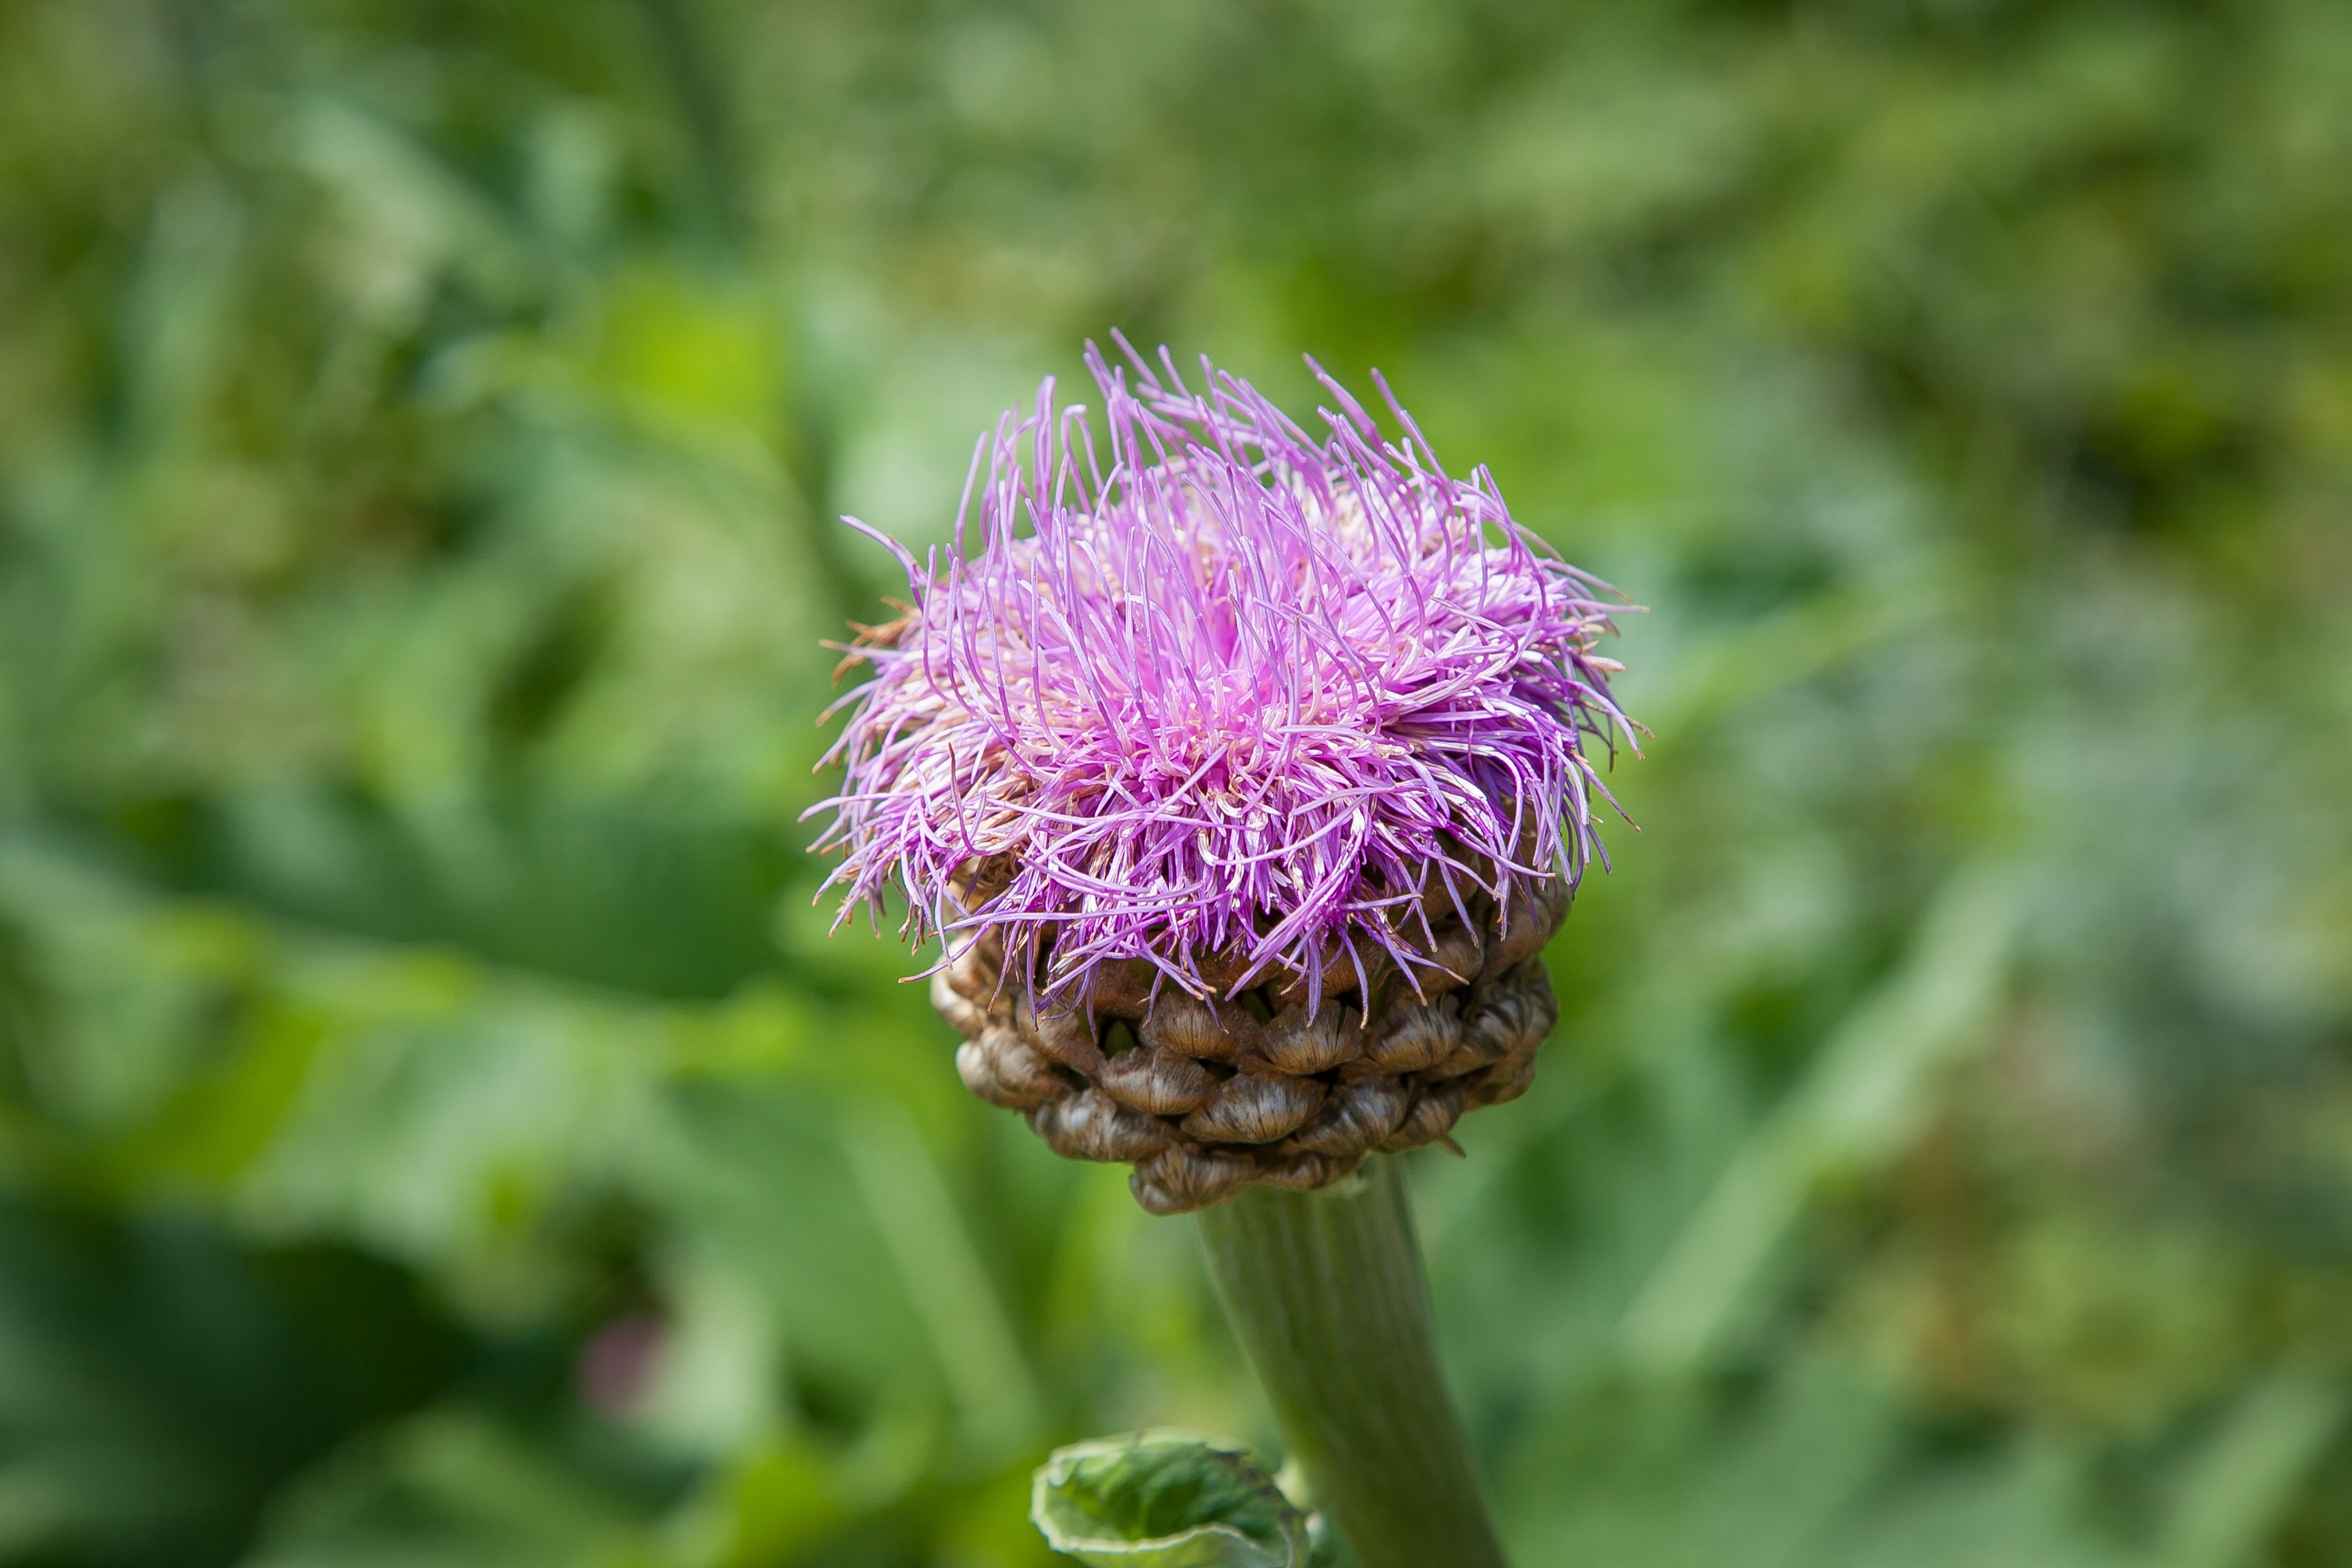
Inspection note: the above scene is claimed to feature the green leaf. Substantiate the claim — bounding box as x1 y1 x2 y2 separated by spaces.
1031 1432 1310 1568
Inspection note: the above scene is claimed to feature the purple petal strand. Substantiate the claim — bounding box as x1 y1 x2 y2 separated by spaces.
807 338 1636 1008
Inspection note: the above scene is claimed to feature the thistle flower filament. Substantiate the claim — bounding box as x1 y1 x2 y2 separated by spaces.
810 338 1634 1012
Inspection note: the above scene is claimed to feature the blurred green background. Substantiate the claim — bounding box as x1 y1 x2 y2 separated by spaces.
2 2 2350 1565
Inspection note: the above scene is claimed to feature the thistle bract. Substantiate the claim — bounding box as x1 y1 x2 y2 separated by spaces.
811 339 1633 1011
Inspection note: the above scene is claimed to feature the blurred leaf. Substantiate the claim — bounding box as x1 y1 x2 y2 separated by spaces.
2160 1371 2348 1568
0 1196 465 1568
1619 864 2025 1372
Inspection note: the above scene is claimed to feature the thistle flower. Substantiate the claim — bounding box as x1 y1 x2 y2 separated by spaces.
810 338 1634 1211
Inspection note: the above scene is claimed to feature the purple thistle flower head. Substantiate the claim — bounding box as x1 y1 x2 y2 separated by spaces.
808 337 1636 1011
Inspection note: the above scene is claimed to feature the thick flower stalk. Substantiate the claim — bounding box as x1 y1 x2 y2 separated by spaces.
810 338 1633 1213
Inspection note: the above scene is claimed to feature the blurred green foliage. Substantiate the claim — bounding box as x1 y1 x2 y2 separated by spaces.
2 1 2350 1565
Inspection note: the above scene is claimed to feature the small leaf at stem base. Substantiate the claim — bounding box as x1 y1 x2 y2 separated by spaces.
1031 1431 1312 1567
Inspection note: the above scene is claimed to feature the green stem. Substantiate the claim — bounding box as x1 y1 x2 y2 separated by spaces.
1195 1156 1511 1568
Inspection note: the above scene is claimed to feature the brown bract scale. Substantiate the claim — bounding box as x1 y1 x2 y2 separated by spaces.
934 880 1568 1214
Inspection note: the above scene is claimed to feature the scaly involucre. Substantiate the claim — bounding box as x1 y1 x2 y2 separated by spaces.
810 339 1634 1009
